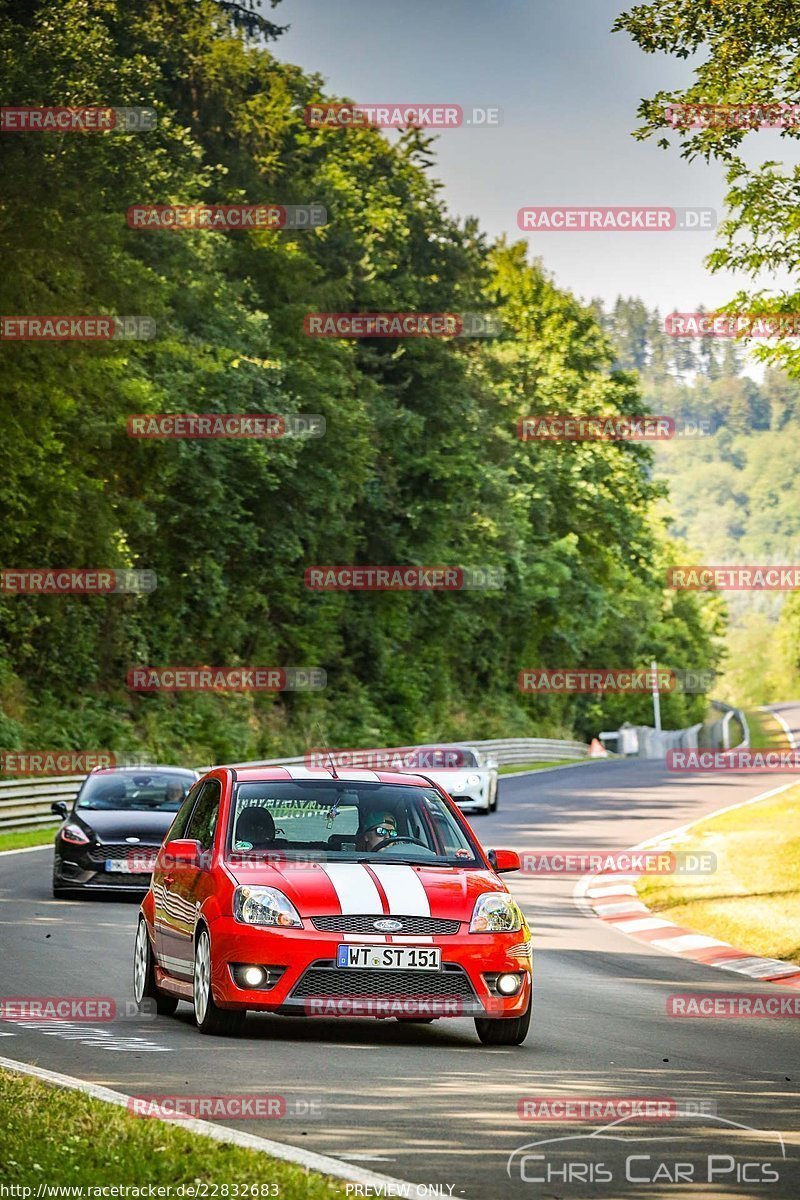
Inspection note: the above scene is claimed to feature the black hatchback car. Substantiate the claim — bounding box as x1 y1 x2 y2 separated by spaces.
52 766 198 897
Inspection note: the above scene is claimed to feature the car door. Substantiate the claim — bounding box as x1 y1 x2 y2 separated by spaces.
153 782 202 967
157 779 221 980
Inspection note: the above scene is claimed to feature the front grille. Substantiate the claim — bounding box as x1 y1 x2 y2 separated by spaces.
311 914 461 936
291 961 476 1001
88 844 159 863
88 872 151 887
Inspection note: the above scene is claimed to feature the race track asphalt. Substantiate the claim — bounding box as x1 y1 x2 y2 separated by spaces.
1 705 799 1198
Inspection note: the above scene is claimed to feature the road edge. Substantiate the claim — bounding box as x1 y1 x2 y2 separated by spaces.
573 778 800 988
0 1054 426 1196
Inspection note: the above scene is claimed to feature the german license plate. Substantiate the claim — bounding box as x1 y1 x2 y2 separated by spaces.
336 945 441 970
105 858 154 873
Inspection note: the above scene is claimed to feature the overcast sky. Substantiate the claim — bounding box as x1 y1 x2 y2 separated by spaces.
273 0 796 328
274 0 729 314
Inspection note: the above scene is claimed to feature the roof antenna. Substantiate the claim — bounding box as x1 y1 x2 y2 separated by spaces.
316 723 338 779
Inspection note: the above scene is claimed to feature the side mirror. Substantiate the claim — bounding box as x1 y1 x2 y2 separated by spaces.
163 838 203 867
51 801 69 820
488 848 520 873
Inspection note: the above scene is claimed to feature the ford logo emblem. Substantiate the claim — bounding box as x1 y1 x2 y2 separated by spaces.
373 918 403 932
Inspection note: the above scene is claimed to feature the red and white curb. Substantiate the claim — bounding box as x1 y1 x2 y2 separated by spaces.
574 778 800 988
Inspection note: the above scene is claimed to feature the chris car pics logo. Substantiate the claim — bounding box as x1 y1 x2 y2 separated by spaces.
507 1112 785 1186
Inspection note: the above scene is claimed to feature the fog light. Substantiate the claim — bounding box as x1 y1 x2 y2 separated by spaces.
242 965 266 987
497 972 522 996
231 963 286 991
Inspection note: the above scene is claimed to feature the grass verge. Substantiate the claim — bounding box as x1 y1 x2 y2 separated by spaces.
636 785 800 965
0 1069 349 1193
498 758 593 775
745 706 789 751
0 824 58 852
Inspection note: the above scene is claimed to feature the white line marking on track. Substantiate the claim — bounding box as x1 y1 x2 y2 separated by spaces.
0 1055 424 1194
649 934 729 952
6 1021 171 1052
0 844 53 858
764 705 798 749
611 917 672 932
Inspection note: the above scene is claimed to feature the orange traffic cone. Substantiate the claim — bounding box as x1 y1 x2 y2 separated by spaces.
589 737 608 757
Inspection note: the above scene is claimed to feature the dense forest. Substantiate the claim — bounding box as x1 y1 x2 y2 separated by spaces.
598 297 800 707
0 0 722 767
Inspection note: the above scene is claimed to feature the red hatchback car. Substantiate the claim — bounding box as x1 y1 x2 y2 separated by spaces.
134 765 532 1045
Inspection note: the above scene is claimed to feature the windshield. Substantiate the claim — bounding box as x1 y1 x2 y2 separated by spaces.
228 780 483 866
448 749 479 768
77 770 194 812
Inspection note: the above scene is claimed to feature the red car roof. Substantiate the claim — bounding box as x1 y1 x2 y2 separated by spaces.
226 765 434 787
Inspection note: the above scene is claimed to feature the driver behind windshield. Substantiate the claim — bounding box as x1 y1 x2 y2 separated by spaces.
358 811 399 852
165 780 186 806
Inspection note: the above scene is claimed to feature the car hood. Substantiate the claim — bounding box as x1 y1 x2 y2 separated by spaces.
74 808 176 845
225 860 507 921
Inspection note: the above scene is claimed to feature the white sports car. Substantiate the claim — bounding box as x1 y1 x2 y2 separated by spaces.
423 746 499 815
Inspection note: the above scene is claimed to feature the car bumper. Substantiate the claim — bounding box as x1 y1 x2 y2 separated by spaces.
203 917 532 1018
451 790 489 810
54 851 154 892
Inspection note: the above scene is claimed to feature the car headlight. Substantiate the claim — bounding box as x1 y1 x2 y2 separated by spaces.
60 823 90 845
233 886 302 929
469 892 523 933
465 774 481 787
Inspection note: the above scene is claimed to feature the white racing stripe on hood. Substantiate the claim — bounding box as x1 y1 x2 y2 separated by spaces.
319 863 383 913
369 864 431 916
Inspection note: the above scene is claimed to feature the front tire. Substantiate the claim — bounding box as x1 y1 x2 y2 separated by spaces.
474 996 531 1046
193 928 246 1036
489 779 498 813
133 918 178 1016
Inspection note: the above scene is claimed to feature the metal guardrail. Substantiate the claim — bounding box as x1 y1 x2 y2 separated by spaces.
0 737 589 832
710 701 750 750
0 775 88 832
613 701 749 759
